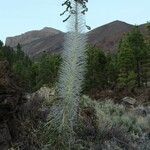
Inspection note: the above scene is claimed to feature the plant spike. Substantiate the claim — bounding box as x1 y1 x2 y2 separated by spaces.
57 0 88 148
60 0 91 31
46 1 90 148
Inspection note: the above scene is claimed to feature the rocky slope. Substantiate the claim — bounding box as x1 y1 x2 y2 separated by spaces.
87 20 133 53
0 60 149 149
0 60 25 149
5 27 63 57
0 60 48 149
5 20 147 57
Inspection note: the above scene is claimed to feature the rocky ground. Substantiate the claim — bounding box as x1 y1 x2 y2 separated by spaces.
0 60 48 150
0 60 149 150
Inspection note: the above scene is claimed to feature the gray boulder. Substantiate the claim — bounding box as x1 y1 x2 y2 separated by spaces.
122 97 136 106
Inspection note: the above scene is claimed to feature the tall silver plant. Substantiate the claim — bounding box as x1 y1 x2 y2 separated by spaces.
45 1 89 149
57 0 88 146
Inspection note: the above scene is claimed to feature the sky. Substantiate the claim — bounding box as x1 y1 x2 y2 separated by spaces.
0 0 150 42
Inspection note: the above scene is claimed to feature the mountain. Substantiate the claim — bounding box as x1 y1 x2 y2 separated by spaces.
5 27 63 57
5 21 147 57
6 27 62 47
87 20 133 53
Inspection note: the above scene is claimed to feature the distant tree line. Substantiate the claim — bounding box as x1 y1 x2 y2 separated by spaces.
0 42 61 91
0 24 149 93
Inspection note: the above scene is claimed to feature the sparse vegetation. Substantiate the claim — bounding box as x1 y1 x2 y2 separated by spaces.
36 93 150 150
0 22 150 150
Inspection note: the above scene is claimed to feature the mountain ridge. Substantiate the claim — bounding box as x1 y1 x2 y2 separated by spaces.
5 27 63 48
5 20 148 57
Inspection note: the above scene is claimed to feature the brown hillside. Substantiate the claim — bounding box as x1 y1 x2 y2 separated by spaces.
5 21 148 57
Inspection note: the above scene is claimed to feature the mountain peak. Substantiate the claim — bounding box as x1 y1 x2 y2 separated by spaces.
42 27 62 33
109 20 132 26
111 20 128 23
5 27 62 47
89 20 132 34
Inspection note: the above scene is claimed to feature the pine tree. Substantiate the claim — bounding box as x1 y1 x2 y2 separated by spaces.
127 27 147 87
117 35 136 89
142 22 150 87
84 45 107 92
106 54 118 89
36 54 61 89
15 43 24 60
117 27 147 88
0 40 3 48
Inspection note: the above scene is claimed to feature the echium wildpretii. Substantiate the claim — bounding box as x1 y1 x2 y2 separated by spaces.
49 0 90 148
